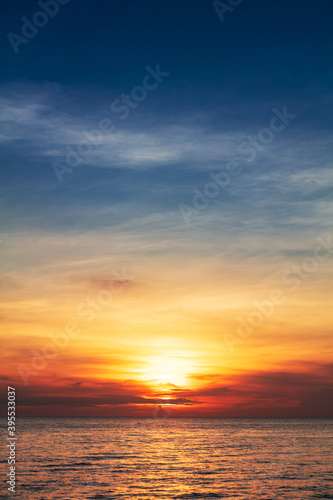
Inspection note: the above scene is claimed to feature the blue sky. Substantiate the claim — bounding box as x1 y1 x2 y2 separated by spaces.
1 0 332 292
1 0 333 237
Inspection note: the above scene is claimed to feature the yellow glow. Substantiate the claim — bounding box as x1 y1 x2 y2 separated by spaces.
142 355 194 387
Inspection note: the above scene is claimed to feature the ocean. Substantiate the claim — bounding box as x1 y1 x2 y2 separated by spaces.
1 418 332 499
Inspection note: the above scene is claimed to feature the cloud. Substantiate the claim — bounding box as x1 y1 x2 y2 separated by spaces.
13 395 196 407
0 94 239 170
1 362 332 417
182 363 333 416
2 82 331 178
0 376 197 413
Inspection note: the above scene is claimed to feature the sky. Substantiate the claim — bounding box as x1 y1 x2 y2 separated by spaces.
0 0 333 417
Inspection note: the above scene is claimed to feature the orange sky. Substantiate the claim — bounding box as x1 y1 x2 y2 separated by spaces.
1 230 332 417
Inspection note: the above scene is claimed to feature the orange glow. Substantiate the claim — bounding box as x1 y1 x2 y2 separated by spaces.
1 230 332 417
140 355 196 387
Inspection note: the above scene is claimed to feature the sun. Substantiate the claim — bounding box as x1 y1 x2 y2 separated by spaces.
142 355 194 387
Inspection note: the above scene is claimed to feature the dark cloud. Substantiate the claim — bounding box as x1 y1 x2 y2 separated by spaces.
153 362 333 417
13 395 195 408
1 361 332 417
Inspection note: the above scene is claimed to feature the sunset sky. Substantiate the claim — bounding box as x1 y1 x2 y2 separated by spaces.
1 0 333 417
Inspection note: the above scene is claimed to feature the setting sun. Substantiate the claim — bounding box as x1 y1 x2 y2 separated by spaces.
142 355 195 387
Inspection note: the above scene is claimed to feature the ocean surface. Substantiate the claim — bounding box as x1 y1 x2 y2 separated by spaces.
1 418 332 499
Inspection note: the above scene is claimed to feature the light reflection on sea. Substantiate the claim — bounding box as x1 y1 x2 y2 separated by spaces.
0 418 332 499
